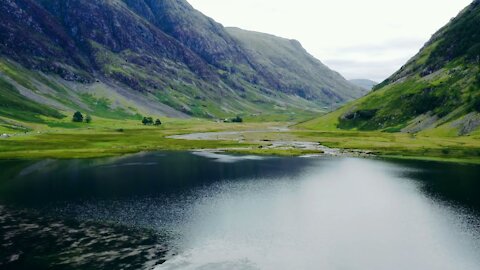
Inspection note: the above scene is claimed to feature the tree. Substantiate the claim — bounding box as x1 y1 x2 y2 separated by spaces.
232 116 243 123
142 117 154 125
85 115 92 123
155 119 162 126
72 111 84 122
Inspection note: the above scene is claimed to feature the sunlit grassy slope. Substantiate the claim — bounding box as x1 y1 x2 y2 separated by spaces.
290 1 480 164
302 1 480 134
0 116 256 159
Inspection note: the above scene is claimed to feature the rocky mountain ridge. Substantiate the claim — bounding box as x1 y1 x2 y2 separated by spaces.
0 0 364 122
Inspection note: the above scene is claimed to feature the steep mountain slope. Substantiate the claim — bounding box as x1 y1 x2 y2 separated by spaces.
226 28 367 103
302 0 480 135
349 79 377 91
123 0 251 70
0 0 363 124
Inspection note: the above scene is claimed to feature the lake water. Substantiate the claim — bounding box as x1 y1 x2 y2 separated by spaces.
1 152 480 269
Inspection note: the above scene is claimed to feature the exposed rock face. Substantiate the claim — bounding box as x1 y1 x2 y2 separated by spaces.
0 0 364 119
451 112 480 135
0 0 91 81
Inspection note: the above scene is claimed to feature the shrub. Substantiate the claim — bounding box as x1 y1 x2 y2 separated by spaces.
85 115 92 123
342 109 378 120
232 116 243 123
72 111 84 122
142 117 154 125
409 89 442 115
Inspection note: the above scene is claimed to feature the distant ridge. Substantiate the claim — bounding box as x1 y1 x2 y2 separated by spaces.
348 79 377 91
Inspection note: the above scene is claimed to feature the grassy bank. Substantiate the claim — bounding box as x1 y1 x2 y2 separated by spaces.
0 116 257 159
291 130 480 164
1 114 480 164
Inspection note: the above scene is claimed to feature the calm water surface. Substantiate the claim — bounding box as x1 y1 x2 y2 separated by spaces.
1 152 480 269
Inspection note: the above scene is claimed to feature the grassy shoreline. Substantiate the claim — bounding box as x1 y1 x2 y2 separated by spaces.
1 116 480 164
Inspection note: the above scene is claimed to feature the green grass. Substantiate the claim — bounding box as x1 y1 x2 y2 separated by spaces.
0 60 36 89
0 77 64 122
0 116 261 159
291 129 480 164
0 131 247 159
79 93 142 120
313 2 480 133
1 113 480 164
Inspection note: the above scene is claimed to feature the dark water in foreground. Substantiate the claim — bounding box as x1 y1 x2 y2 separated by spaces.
1 152 480 269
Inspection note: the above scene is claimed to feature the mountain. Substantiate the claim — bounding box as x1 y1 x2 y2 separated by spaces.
226 27 368 102
0 0 363 123
226 28 367 102
302 1 480 135
349 79 377 91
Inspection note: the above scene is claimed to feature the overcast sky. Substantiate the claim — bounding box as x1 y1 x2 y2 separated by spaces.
187 0 472 82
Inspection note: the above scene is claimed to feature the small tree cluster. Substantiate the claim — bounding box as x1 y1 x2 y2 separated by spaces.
142 117 154 125
231 116 243 123
72 111 92 123
142 117 162 126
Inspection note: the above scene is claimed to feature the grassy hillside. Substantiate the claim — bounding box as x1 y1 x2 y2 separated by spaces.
0 77 63 123
302 1 480 136
0 0 363 124
226 27 367 104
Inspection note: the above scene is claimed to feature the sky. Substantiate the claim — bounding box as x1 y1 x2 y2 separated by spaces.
187 0 473 82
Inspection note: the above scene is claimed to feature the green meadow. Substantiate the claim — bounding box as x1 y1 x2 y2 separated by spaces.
0 111 479 164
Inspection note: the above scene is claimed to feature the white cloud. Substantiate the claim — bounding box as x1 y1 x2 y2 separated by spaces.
187 0 473 82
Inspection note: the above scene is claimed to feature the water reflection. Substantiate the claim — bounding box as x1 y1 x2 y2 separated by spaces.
0 153 480 270
156 158 480 270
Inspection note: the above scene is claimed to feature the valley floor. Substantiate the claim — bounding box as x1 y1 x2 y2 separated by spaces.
1 115 480 164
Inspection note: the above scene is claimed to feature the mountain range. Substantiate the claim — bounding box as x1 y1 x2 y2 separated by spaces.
0 0 365 123
349 79 377 91
303 0 480 135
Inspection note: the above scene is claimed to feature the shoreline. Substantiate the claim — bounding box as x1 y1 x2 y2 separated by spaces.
0 127 480 164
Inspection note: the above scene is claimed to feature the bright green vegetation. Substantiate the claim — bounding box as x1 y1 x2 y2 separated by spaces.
0 76 63 123
305 1 480 134
0 116 258 159
293 1 480 164
1 113 480 164
292 130 480 164
1 0 479 164
0 56 323 125
0 97 478 166
296 101 480 164
327 63 480 132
